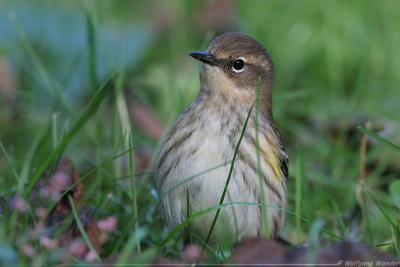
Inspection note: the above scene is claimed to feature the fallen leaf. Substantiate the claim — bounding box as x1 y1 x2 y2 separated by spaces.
231 238 289 264
130 98 165 140
231 238 395 265
193 0 237 34
0 56 16 104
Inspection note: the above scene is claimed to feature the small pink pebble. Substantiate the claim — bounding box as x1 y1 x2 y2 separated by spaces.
35 207 47 219
49 171 71 192
22 244 35 257
11 195 28 213
97 216 117 232
181 244 202 261
68 239 87 258
84 251 99 262
40 236 58 249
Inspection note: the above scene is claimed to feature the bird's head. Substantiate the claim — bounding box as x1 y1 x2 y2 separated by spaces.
190 32 274 113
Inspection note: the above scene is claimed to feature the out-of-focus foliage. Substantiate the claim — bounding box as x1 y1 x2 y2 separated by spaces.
0 0 399 265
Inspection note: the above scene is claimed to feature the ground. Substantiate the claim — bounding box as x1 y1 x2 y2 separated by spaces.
0 0 399 265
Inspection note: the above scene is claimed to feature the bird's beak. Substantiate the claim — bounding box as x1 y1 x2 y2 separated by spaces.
190 51 219 67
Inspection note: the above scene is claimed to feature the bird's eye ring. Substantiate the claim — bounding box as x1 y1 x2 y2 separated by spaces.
232 58 245 73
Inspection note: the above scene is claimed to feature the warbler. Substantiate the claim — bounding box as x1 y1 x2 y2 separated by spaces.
156 32 288 245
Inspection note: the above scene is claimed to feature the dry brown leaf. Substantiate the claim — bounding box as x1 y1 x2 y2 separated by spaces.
193 0 237 34
130 99 165 140
231 238 395 265
231 238 289 264
24 158 116 262
0 55 16 103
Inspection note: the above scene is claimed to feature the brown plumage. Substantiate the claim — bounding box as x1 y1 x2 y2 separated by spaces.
156 32 288 246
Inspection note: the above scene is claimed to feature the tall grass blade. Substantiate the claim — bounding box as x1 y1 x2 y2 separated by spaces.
295 148 304 242
161 201 257 247
308 219 325 249
114 57 130 189
331 200 346 239
186 188 192 243
115 67 130 144
68 195 100 261
161 201 342 246
191 233 218 258
116 228 148 264
368 189 400 251
255 79 270 238
51 113 59 149
129 248 157 265
81 144 141 181
84 6 98 92
18 131 43 193
367 190 399 236
128 133 140 252
113 161 231 253
24 74 116 198
391 225 400 257
204 104 254 246
0 141 19 185
356 182 374 243
357 127 400 153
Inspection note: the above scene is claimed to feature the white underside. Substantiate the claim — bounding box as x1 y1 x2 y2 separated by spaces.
158 109 283 243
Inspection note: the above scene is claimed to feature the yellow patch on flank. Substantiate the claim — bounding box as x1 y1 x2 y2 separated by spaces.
258 134 285 182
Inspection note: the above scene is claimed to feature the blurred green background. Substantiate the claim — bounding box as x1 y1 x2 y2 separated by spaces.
0 0 399 264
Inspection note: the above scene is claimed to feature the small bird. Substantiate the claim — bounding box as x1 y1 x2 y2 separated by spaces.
156 32 288 245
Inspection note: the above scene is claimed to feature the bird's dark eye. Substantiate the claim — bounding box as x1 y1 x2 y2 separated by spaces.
232 59 245 73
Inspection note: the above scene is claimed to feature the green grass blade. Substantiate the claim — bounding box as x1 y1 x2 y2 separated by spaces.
308 219 325 249
117 155 343 250
255 80 270 238
81 144 141 181
282 208 342 241
0 141 19 185
368 189 400 252
191 233 218 258
186 188 192 243
18 131 43 193
367 189 399 233
68 195 100 261
295 148 304 242
51 113 59 149
161 201 342 247
161 201 257 247
204 103 254 245
128 133 140 252
126 248 158 266
24 74 116 198
116 228 148 264
114 59 131 193
391 225 400 257
390 180 400 208
331 200 347 239
112 161 231 253
129 248 157 265
84 6 98 92
357 127 400 153
44 145 140 215
227 190 240 242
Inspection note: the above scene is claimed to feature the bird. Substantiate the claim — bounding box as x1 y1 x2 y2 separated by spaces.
156 32 288 246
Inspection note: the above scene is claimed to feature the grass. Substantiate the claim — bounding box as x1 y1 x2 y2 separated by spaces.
23 74 115 198
204 103 254 246
0 0 400 265
255 81 271 239
295 148 304 242
68 195 100 261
